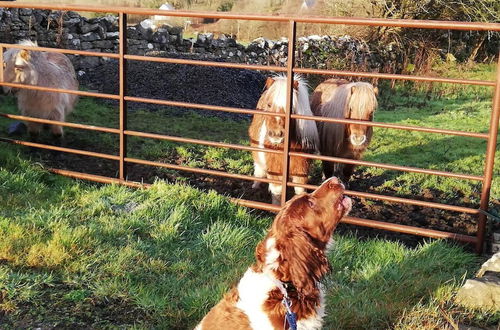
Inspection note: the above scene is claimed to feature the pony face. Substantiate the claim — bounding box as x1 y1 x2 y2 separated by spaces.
254 75 319 151
260 77 300 146
266 115 285 145
3 49 36 87
346 83 377 148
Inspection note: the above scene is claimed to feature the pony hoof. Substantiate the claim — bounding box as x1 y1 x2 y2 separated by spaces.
252 182 261 189
8 121 27 136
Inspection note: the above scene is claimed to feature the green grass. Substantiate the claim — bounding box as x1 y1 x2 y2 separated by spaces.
0 148 496 328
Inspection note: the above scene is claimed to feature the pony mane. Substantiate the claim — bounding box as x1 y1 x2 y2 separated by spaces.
266 74 319 150
319 81 377 152
17 39 38 47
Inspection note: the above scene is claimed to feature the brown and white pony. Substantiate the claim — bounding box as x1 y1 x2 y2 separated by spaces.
3 40 78 138
249 74 319 204
311 79 377 181
195 177 352 330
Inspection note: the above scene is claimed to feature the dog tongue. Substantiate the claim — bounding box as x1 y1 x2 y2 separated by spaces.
341 197 352 213
337 196 352 212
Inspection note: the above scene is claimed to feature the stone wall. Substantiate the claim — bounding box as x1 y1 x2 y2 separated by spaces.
0 8 392 73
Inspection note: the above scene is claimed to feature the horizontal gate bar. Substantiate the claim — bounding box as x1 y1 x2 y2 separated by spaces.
125 54 286 72
0 82 120 100
49 168 146 187
342 216 477 243
0 113 120 134
287 182 480 214
294 68 496 86
1 3 500 31
125 130 282 154
45 167 478 244
289 151 484 181
0 42 120 58
125 157 281 184
291 114 490 139
0 137 120 160
124 96 286 117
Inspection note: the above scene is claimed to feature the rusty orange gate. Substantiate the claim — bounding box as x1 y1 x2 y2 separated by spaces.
0 3 499 253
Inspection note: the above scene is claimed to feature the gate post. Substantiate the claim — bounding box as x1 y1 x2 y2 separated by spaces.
477 52 500 254
119 12 128 181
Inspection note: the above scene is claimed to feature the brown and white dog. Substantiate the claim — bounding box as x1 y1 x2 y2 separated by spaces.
195 177 352 330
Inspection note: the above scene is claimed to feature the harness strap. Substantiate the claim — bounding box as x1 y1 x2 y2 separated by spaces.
264 272 297 330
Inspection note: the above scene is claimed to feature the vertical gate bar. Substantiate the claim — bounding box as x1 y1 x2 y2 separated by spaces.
280 20 297 206
119 12 128 181
0 45 3 83
476 52 500 254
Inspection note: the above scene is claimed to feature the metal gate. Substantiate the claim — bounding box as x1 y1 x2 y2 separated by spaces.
0 3 499 253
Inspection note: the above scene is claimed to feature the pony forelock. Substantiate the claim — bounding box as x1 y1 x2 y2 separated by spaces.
348 82 377 120
266 74 319 151
17 39 38 47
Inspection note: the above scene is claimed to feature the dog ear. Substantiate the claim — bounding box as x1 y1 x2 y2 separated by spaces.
276 231 329 297
19 49 30 61
265 77 275 89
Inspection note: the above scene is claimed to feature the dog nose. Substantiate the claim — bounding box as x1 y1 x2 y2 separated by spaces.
326 176 345 188
328 177 339 185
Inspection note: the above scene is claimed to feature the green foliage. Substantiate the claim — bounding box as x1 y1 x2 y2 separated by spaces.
370 0 499 62
217 0 234 12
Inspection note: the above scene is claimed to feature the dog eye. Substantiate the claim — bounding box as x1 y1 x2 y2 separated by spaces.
307 197 317 209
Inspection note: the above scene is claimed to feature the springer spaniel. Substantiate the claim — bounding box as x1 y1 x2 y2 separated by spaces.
195 177 352 330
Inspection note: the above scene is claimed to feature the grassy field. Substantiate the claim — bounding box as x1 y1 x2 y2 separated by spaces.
0 63 499 328
0 146 498 328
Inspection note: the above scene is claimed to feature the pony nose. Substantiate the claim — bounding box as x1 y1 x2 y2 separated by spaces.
350 134 366 146
269 130 284 138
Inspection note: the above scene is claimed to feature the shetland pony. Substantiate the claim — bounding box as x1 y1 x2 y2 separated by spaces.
3 40 78 138
248 74 319 204
311 79 377 181
195 177 352 330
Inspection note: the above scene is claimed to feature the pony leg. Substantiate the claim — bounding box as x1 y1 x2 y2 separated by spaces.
292 175 307 195
252 162 266 189
342 164 356 182
49 108 65 138
26 122 42 140
268 180 282 205
322 160 335 180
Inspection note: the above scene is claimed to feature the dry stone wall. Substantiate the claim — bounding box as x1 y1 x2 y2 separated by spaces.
0 8 395 74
